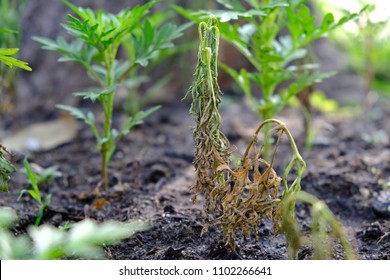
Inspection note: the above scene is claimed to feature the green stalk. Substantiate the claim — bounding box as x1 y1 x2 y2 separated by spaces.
100 47 116 191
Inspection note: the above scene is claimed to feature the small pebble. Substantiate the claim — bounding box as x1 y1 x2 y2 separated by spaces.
372 190 390 219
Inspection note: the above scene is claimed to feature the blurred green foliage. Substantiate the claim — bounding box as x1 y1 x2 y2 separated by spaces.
315 0 390 98
0 0 28 113
0 207 151 259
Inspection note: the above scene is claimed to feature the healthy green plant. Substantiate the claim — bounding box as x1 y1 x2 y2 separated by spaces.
34 0 186 190
0 0 28 113
18 158 52 226
187 16 355 259
316 0 390 99
120 8 193 116
0 207 151 259
176 0 361 158
0 47 31 192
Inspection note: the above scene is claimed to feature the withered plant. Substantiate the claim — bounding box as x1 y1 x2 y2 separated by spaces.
0 144 15 192
186 16 230 205
187 16 355 259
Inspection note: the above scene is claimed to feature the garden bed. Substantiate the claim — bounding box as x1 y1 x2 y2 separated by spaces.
1 93 389 260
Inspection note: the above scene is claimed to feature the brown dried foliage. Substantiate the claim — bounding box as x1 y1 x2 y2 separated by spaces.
187 17 355 259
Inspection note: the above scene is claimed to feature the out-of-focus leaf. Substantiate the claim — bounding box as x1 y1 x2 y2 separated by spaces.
0 48 32 71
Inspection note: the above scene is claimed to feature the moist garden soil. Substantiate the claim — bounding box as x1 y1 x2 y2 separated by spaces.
1 93 389 260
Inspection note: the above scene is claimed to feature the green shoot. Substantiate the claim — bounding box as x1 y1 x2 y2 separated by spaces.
27 163 62 185
18 158 52 226
34 0 186 190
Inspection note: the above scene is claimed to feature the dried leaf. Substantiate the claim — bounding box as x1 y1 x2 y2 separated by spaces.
1 114 77 152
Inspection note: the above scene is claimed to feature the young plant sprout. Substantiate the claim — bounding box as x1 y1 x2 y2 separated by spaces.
34 0 186 190
18 158 52 226
187 16 355 259
27 162 62 185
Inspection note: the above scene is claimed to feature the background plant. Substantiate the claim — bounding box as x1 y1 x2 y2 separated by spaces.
0 48 31 72
176 0 361 158
34 0 187 190
187 16 355 259
18 158 52 226
0 207 150 259
316 0 390 100
120 7 193 116
0 46 31 193
0 0 28 114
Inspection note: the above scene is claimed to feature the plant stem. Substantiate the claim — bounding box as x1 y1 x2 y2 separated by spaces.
243 118 281 160
100 48 116 191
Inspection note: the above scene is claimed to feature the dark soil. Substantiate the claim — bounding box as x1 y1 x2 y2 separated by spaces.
1 92 389 260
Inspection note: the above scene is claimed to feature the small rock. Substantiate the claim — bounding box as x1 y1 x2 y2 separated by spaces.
112 182 131 192
372 190 390 219
359 187 370 199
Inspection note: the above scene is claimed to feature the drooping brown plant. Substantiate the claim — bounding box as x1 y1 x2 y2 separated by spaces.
187 16 355 259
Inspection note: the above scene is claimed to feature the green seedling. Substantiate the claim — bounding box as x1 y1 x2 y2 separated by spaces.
18 158 52 226
0 207 151 259
176 0 361 158
34 0 186 190
187 17 355 259
27 163 62 185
